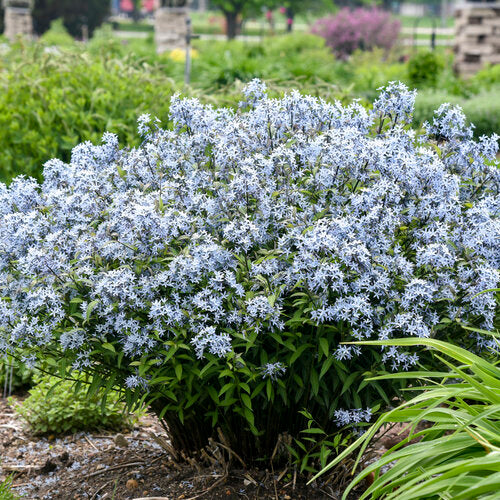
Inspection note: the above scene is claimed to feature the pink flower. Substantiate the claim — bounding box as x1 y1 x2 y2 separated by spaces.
311 8 400 60
120 0 134 12
279 6 286 14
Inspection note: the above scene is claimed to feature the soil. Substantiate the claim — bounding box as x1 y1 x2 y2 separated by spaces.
0 395 413 500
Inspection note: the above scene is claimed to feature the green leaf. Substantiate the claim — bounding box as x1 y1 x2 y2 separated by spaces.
319 337 329 357
290 344 311 365
101 342 115 353
174 364 183 381
310 369 319 396
241 393 252 410
85 299 99 322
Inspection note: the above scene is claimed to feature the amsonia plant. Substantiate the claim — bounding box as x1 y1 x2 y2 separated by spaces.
0 81 498 462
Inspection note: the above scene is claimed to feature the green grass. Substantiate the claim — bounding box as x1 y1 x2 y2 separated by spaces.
0 478 17 500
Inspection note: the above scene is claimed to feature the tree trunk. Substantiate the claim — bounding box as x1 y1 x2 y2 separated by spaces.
286 8 294 33
224 10 239 40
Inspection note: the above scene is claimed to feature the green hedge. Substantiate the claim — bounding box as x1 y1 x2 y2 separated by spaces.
0 44 177 182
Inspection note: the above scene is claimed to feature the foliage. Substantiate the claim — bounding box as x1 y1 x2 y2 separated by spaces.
347 49 407 99
471 63 500 90
0 44 177 182
311 8 400 59
190 34 343 88
407 50 444 88
0 477 17 500
0 355 34 393
32 0 109 38
314 336 500 499
38 18 75 47
14 374 133 435
4 34 498 183
0 81 498 463
461 92 500 140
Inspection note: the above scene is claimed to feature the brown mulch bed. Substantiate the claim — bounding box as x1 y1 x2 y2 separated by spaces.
1 395 416 500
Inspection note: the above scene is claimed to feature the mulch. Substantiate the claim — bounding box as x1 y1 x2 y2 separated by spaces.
0 395 413 500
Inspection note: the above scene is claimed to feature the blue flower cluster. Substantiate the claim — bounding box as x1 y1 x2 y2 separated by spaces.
0 81 498 380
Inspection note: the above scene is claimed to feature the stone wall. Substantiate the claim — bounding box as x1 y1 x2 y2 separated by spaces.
3 0 33 41
154 6 188 53
454 2 500 76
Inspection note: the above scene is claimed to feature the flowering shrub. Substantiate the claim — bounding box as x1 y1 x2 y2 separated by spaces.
311 8 400 60
0 81 498 462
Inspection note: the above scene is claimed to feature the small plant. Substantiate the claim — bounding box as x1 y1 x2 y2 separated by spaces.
0 477 18 500
407 51 444 87
14 374 134 435
314 336 500 499
311 8 400 59
39 19 75 47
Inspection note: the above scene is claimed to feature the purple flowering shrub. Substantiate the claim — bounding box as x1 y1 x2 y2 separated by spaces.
312 8 401 60
0 81 498 462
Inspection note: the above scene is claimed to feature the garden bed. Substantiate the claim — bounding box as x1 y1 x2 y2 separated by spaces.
0 396 369 500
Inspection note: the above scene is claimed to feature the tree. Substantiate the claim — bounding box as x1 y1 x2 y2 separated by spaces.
211 0 274 40
32 0 109 38
280 0 333 32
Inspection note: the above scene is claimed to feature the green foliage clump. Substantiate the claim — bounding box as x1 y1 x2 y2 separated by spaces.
470 63 500 90
347 49 407 99
407 50 444 87
0 45 177 182
318 336 500 500
461 92 500 138
0 356 33 393
0 477 18 500
39 18 75 47
14 374 133 435
190 34 343 88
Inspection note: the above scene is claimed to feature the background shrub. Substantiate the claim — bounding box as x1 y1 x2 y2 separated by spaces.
14 374 133 435
38 18 75 47
471 63 500 90
311 8 400 59
461 92 500 138
0 46 177 182
407 51 445 88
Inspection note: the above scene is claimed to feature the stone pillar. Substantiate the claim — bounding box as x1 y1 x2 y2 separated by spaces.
3 0 33 41
454 1 500 76
155 6 189 53
155 1 191 54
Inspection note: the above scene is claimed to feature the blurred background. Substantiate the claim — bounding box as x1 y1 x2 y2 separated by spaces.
0 0 499 183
